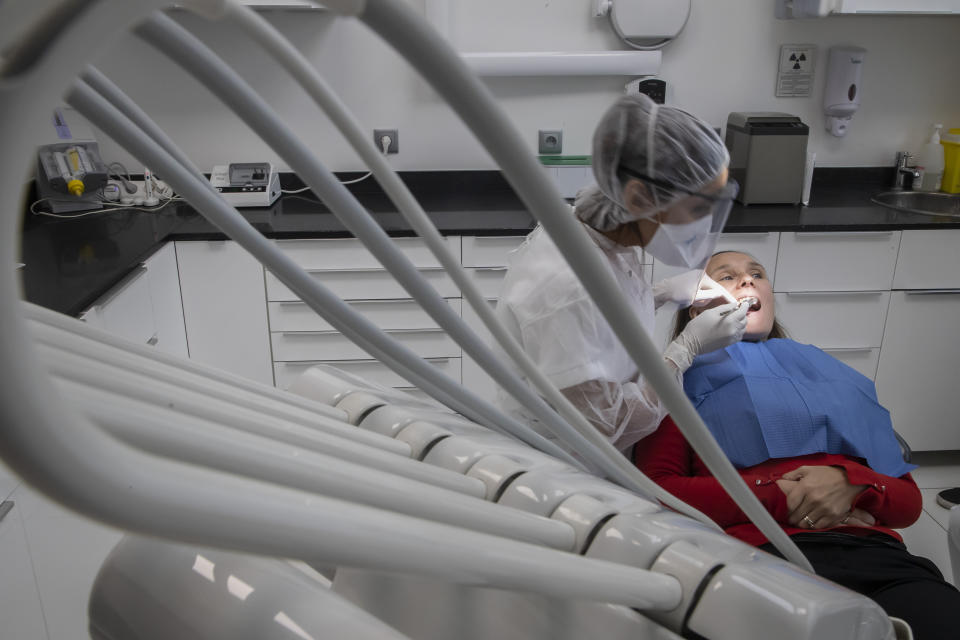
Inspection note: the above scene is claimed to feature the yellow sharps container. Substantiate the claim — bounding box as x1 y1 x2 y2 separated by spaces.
941 128 960 194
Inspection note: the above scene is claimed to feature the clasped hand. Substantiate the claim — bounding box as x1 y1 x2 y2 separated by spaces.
775 465 875 529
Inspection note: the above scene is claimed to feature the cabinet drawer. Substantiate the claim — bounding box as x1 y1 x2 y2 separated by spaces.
876 290 960 451
775 231 900 292
652 232 779 284
774 291 889 348
273 237 459 270
0 500 48 640
275 357 461 390
89 264 158 346
821 347 880 381
467 267 511 299
462 236 527 267
265 268 459 301
271 329 461 361
892 229 960 289
269 299 461 332
0 459 18 502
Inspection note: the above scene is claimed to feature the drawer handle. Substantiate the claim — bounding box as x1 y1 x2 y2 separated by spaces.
904 289 960 296
823 347 874 353
783 291 883 297
0 500 13 524
303 266 446 274
793 231 894 238
275 298 450 307
279 328 446 336
472 267 509 273
279 358 451 366
96 264 148 309
720 232 771 238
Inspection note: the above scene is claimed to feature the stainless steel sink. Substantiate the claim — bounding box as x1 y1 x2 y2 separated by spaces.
871 190 960 217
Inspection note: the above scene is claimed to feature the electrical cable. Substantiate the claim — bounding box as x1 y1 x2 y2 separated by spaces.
29 196 182 217
107 161 138 194
282 135 389 193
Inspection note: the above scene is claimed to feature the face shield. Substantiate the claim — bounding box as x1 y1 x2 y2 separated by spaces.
630 170 739 310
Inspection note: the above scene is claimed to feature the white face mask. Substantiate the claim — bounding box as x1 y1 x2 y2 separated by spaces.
644 214 715 269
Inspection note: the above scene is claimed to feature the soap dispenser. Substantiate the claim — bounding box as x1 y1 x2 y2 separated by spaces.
916 124 945 192
823 46 867 137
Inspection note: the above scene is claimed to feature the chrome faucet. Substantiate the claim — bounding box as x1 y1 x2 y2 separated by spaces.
893 151 921 190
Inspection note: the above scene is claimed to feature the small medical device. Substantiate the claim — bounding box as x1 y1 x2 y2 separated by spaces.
725 112 809 205
36 108 109 213
209 162 281 208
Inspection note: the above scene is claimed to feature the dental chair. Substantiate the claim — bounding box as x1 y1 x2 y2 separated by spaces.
0 1 916 639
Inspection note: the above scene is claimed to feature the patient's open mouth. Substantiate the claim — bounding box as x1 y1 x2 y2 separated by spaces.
739 296 761 313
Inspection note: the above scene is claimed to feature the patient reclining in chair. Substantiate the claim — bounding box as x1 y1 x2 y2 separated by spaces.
633 250 960 640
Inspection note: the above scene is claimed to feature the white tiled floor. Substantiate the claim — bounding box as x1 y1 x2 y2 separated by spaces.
896 451 960 586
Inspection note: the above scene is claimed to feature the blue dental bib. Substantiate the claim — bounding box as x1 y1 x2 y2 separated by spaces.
683 339 915 477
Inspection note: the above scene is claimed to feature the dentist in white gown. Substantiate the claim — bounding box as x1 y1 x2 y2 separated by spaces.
494 94 748 454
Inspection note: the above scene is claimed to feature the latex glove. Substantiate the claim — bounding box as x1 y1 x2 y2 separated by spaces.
662 301 748 372
653 273 737 309
653 273 694 308
691 274 738 308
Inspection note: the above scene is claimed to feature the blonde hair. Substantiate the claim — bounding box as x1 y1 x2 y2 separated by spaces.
670 251 788 342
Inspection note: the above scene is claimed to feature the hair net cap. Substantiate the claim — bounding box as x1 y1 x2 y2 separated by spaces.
576 94 729 232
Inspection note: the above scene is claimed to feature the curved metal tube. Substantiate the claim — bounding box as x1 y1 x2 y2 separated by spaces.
222 1 717 527
355 0 812 572
66 77 581 468
131 13 601 469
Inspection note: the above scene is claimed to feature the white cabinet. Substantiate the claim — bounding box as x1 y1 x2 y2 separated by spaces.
460 235 528 405
80 264 154 344
461 299 504 406
79 243 188 357
176 241 274 386
11 483 124 640
772 231 899 381
876 291 960 451
779 0 960 16
774 231 900 292
773 291 888 380
0 499 47 640
876 229 960 451
266 237 463 395
892 229 960 290
0 459 19 502
835 0 960 13
144 243 189 358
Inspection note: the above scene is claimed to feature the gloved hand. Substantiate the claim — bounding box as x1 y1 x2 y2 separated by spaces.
652 272 697 308
663 301 748 372
691 274 738 308
653 273 736 309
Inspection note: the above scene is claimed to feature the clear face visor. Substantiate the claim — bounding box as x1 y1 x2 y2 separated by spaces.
627 174 738 310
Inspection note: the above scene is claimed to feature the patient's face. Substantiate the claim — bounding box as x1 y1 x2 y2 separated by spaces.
695 251 775 341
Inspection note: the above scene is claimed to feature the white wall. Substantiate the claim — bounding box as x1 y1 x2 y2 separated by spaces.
88 0 960 173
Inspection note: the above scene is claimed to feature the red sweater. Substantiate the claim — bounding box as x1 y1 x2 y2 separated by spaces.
633 416 923 547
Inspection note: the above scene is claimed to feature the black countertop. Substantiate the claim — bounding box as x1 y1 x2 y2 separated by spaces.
20 169 960 317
